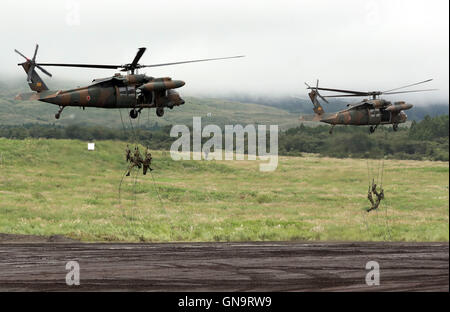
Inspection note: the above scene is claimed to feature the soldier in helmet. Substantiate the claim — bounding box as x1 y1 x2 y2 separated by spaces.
367 180 384 212
125 145 131 163
126 146 143 176
134 146 143 167
142 148 153 175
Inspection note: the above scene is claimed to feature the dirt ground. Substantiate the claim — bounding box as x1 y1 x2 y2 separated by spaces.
0 235 447 292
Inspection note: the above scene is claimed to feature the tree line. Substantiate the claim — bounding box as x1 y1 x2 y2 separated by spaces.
279 116 448 161
0 115 448 161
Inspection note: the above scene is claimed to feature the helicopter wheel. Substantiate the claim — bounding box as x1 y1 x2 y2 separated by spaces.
328 125 335 135
54 106 65 119
369 125 378 134
129 109 139 119
393 124 399 132
156 107 164 117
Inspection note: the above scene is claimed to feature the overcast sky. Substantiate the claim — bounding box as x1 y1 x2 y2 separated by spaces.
1 0 448 104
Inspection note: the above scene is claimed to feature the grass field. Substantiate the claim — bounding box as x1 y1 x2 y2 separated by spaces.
0 138 448 242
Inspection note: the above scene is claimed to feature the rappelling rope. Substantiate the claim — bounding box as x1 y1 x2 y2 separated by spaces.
118 109 142 227
133 166 139 221
119 109 128 140
377 157 390 240
365 151 392 242
118 109 129 219
118 108 167 228
383 197 393 241
145 106 166 213
150 170 166 213
364 152 388 239
380 158 391 241
362 158 371 233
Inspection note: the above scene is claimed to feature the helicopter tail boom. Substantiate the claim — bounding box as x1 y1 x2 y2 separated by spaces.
20 61 49 93
308 89 326 117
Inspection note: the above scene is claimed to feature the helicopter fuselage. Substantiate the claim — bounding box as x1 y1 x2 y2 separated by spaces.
320 99 411 126
37 74 185 110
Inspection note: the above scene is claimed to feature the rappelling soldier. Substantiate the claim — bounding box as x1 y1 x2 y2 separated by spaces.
142 148 153 175
125 145 131 163
126 146 143 176
367 181 384 212
133 146 143 168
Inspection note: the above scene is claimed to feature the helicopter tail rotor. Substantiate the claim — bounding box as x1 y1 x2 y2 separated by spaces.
305 80 327 116
305 80 329 104
15 44 51 92
15 44 53 82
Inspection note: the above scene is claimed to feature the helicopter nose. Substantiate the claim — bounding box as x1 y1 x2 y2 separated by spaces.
172 80 185 88
401 103 413 110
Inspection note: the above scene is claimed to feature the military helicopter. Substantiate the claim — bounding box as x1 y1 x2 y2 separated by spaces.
14 45 243 119
300 79 436 134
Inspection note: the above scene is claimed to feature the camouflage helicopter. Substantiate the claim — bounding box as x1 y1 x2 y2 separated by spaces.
14 45 243 119
301 79 436 134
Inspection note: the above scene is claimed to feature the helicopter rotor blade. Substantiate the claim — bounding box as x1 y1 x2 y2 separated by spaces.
307 86 369 95
316 81 330 104
32 44 39 62
324 94 369 98
36 65 53 77
36 63 121 69
383 79 433 93
140 55 245 68
130 47 146 69
35 54 244 72
383 89 439 95
14 49 29 61
317 93 329 103
305 80 330 104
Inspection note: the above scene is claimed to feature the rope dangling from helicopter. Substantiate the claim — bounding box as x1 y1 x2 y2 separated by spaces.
118 108 164 217
366 155 385 213
120 108 154 178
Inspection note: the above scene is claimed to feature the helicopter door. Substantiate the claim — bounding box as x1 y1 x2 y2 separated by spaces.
381 109 391 123
368 109 381 125
137 89 154 105
116 86 137 108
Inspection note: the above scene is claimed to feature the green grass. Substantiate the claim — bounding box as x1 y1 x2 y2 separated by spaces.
0 138 448 242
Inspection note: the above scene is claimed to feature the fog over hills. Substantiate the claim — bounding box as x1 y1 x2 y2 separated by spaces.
1 0 448 102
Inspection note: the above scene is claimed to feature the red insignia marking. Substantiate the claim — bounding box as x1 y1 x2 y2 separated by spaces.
86 95 91 101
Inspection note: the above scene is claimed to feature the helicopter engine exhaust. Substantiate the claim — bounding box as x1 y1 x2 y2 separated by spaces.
386 102 413 112
138 79 185 92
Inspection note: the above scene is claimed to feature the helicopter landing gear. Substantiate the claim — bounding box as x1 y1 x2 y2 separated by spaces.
329 125 335 135
393 124 399 132
369 125 378 134
156 107 164 117
129 109 139 119
55 106 65 119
